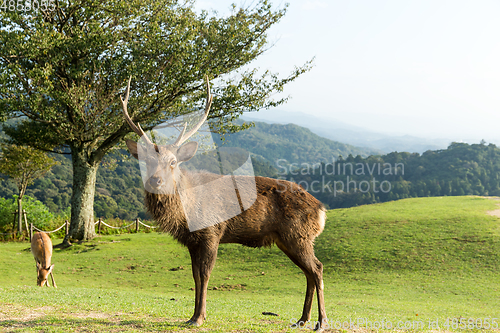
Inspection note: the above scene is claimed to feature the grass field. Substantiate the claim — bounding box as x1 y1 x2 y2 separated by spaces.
1 196 500 332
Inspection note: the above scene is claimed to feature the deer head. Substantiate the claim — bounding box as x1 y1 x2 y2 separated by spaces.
36 263 54 287
122 77 213 195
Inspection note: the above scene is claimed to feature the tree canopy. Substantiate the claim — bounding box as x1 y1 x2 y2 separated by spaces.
0 144 57 200
0 0 311 242
0 143 57 234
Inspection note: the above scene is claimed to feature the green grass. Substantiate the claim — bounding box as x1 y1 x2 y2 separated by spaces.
1 196 500 332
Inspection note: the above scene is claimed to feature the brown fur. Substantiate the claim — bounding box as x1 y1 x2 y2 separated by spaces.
141 167 327 329
31 232 57 288
147 174 325 247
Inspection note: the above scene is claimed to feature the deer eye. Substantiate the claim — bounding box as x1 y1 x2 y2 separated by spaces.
170 160 177 167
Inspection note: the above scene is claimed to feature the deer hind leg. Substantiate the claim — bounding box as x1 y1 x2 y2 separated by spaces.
276 240 315 326
187 244 218 326
277 238 327 331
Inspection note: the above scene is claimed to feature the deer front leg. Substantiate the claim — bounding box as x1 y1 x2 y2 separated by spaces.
187 244 218 326
50 271 57 288
188 253 201 325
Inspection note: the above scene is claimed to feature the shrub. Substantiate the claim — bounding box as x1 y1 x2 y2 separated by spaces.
0 195 54 235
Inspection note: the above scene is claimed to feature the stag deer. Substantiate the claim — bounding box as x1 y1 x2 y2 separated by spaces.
31 232 57 287
121 77 327 330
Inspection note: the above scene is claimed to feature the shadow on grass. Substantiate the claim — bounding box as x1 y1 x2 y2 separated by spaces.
0 317 193 332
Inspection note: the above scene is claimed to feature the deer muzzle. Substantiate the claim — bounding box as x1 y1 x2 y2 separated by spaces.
148 176 163 189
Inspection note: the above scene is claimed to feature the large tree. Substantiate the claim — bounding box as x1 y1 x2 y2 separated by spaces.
0 0 311 243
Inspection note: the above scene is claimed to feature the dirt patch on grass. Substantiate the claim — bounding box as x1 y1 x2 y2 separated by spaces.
211 283 247 291
0 303 121 323
483 196 500 217
0 304 54 321
487 209 500 217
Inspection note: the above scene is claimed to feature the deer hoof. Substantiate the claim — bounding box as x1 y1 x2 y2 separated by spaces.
314 319 327 332
291 319 325 331
292 319 308 328
185 319 201 327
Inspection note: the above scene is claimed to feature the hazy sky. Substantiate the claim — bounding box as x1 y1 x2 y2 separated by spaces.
196 0 500 142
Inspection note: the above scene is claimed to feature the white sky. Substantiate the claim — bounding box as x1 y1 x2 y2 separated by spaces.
196 0 500 142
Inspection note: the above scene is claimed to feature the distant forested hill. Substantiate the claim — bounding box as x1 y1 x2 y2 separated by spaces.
283 142 500 209
223 121 381 166
0 152 145 219
0 151 278 220
0 120 376 218
2 120 500 218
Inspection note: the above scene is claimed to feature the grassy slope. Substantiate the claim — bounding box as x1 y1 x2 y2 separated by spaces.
1 196 500 332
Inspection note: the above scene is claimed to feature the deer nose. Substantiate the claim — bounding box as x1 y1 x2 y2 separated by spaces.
149 177 163 187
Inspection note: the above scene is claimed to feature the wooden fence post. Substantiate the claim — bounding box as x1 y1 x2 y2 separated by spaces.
65 220 69 235
23 210 29 238
135 218 139 233
12 210 18 235
98 218 102 234
29 223 33 242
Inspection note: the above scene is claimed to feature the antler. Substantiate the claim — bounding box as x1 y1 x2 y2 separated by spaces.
121 76 153 145
121 76 212 147
173 75 213 147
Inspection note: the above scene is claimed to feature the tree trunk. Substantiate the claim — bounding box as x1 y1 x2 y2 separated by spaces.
63 144 98 244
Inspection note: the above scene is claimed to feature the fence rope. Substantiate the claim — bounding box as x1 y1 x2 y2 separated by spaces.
95 219 157 229
138 220 158 228
32 223 66 234
4 216 155 236
99 220 135 229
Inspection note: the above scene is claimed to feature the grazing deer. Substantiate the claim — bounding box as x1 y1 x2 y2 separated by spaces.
121 77 327 330
31 232 57 288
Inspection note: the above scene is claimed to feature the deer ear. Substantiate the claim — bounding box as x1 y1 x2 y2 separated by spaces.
126 140 139 159
48 264 54 274
177 141 198 162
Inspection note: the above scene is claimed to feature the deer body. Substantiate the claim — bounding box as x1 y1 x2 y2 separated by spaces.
122 77 327 330
31 232 57 287
146 173 325 247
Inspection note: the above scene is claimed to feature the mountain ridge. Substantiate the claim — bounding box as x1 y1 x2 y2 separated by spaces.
242 110 454 153
221 120 382 168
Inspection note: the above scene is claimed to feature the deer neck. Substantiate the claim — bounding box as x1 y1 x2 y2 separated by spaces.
144 170 194 234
